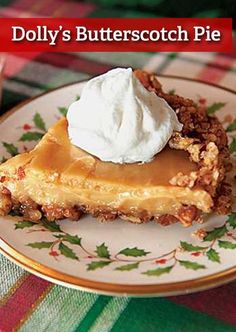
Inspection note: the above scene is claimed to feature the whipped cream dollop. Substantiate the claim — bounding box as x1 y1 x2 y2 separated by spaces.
67 68 182 164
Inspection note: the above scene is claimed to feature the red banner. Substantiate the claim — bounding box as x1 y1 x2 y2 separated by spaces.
0 18 232 52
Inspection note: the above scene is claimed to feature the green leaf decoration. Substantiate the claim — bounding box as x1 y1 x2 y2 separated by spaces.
229 138 236 154
115 262 139 271
180 241 206 252
218 240 236 249
75 95 80 101
57 234 81 245
19 132 44 142
168 53 177 59
168 89 176 95
207 102 226 115
142 266 173 276
179 260 206 270
118 247 150 257
41 218 62 232
59 242 78 260
2 142 19 156
204 224 227 241
226 212 236 229
95 243 110 259
226 119 236 132
58 107 68 116
87 261 111 271
33 113 46 131
27 241 53 249
15 220 36 230
206 248 220 263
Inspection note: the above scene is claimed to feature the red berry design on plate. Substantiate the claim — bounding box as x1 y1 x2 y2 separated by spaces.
199 97 206 105
155 259 167 264
49 250 59 257
191 252 201 257
23 124 31 130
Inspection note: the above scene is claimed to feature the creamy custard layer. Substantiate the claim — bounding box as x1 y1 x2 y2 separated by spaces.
0 118 213 214
4 175 212 214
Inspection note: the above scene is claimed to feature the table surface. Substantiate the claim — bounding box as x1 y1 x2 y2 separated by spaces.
0 1 236 332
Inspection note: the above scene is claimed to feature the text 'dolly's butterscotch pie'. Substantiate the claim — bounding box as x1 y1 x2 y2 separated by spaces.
0 68 232 227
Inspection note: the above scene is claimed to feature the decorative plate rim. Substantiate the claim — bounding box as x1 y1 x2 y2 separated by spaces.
0 76 236 297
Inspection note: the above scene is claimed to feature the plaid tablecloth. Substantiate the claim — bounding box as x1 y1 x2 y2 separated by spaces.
0 1 236 332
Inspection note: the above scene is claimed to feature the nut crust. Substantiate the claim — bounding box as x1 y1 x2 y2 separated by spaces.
134 69 232 215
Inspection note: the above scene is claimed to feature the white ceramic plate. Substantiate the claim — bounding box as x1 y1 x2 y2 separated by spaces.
0 76 236 297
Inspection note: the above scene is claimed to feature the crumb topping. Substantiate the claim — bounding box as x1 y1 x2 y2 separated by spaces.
169 171 198 188
134 69 232 214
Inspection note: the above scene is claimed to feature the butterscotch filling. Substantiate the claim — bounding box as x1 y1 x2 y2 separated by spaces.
0 118 212 218
31 118 198 187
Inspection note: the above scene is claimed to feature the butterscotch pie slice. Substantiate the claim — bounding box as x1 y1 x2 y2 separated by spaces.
0 70 232 227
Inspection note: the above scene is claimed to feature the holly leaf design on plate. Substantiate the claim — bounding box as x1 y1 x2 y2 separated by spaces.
218 240 236 249
15 220 36 230
206 248 220 263
115 262 139 271
180 241 206 252
33 113 46 131
41 218 62 232
118 247 150 257
87 261 111 271
226 212 236 229
58 107 68 117
207 102 226 115
2 142 19 156
55 234 81 245
229 138 236 154
95 243 110 259
226 119 236 132
142 266 173 276
179 260 206 270
59 242 78 260
27 241 53 249
19 132 44 142
204 224 227 241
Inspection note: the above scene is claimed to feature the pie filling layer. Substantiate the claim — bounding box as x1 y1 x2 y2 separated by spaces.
0 118 213 220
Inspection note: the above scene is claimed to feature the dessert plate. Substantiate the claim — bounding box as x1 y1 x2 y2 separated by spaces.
0 76 235 297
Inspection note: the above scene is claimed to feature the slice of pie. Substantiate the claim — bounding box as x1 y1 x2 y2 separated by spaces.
0 70 232 227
